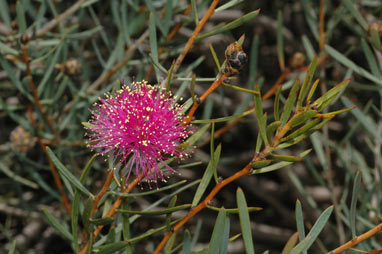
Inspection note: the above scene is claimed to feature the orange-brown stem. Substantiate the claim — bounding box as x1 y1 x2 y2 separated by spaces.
79 173 144 254
173 0 220 74
145 2 194 80
22 49 70 214
90 170 114 218
183 72 230 125
154 163 253 254
328 223 382 254
319 0 325 52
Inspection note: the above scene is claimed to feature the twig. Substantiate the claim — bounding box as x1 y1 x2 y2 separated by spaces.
22 47 71 214
34 0 87 38
154 109 303 253
79 173 144 254
183 72 230 125
145 2 194 80
172 0 221 74
327 223 382 254
319 0 325 51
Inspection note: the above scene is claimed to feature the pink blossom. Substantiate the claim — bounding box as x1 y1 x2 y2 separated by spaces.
85 81 191 185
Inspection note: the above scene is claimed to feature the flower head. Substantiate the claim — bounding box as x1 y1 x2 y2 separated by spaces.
85 81 191 185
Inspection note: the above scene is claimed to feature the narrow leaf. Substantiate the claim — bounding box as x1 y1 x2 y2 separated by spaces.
266 121 281 143
281 232 299 254
192 144 222 207
289 111 317 128
209 208 226 253
46 147 94 198
280 79 300 126
251 160 272 169
277 10 285 71
237 188 255 254
313 79 350 109
270 153 302 162
252 150 311 175
291 206 333 253
350 171 361 238
118 204 191 215
274 86 282 121
42 208 73 241
254 84 268 145
297 57 317 110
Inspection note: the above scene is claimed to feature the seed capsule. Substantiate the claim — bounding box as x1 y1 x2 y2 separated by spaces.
224 41 247 74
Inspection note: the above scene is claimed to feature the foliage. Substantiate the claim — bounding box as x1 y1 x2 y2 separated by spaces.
0 1 382 254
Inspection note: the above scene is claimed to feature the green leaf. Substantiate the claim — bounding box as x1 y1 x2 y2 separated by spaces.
291 206 333 253
89 217 114 226
325 45 382 86
207 205 262 214
251 160 272 169
192 144 222 207
196 9 260 40
280 79 300 126
16 0 27 33
252 149 311 175
0 0 11 28
8 240 16 254
237 188 255 254
341 96 381 142
361 39 381 79
289 111 317 128
297 57 317 110
149 12 160 83
109 180 187 197
191 0 199 26
306 78 320 104
281 232 299 254
192 108 255 124
254 84 268 145
220 215 230 254
0 54 31 99
0 161 38 189
0 41 19 55
42 208 73 241
277 10 285 71
281 117 322 143
46 147 94 198
37 44 63 96
181 230 191 254
267 121 281 143
350 171 361 238
185 123 211 147
313 79 350 110
163 0 173 35
270 153 302 162
369 28 382 51
274 86 282 121
118 204 191 215
82 198 93 234
295 200 305 245
343 0 368 30
209 208 227 253
96 219 182 254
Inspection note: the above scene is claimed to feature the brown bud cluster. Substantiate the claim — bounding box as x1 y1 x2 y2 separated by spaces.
289 52 306 69
55 58 82 76
10 126 36 154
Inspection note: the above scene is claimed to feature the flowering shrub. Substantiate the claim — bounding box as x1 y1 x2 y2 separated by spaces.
85 81 191 185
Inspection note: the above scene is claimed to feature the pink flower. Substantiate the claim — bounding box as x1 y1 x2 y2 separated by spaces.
85 81 191 185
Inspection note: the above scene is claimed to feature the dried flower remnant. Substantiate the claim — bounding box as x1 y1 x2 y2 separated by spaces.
10 126 36 154
85 81 191 185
